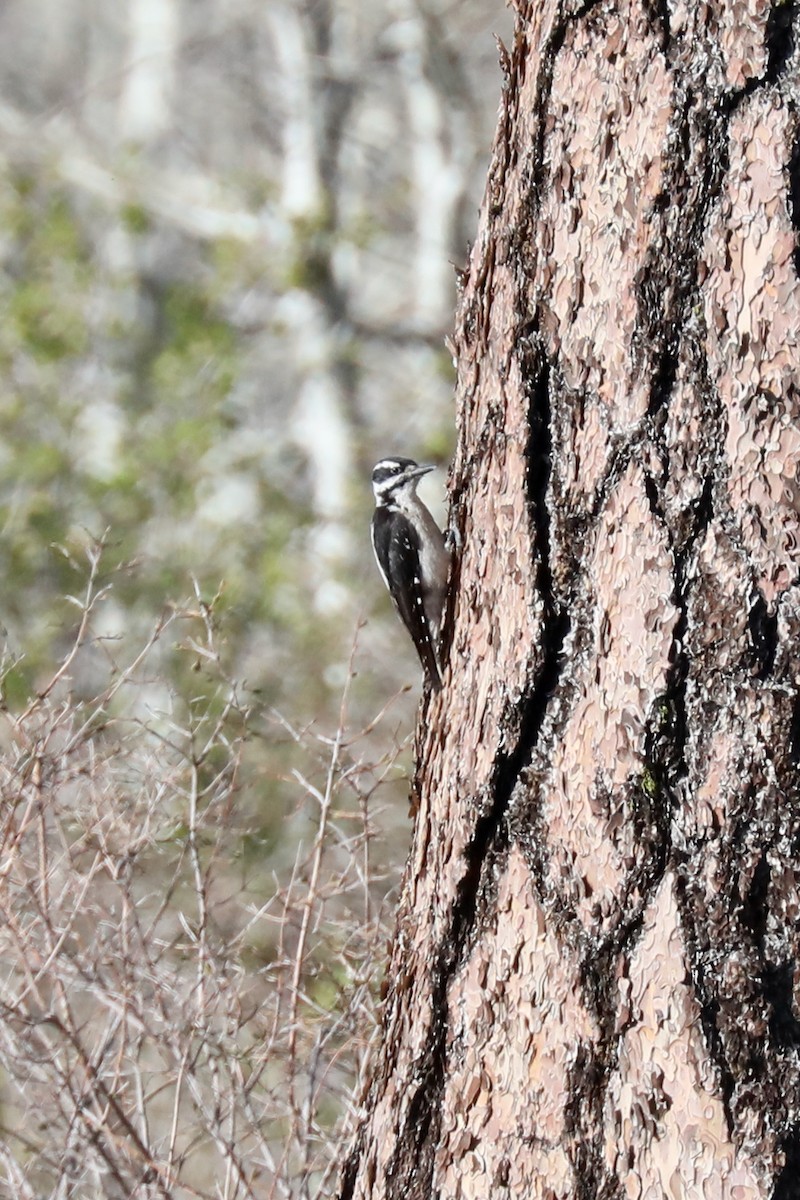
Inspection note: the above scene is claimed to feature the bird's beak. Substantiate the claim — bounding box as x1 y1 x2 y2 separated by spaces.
408 464 435 480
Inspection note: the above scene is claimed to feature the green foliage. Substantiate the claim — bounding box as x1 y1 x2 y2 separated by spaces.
150 283 238 406
120 202 151 235
9 279 89 361
1 183 90 363
211 234 263 291
433 341 458 382
421 423 456 466
0 160 404 730
283 203 336 291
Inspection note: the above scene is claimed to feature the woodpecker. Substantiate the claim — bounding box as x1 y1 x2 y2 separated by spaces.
371 457 449 691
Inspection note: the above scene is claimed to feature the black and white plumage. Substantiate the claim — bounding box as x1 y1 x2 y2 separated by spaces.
370 457 449 691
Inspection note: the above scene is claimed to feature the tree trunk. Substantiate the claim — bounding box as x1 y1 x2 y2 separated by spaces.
339 1 800 1196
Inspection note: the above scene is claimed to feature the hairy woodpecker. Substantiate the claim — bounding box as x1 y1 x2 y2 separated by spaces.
371 457 449 691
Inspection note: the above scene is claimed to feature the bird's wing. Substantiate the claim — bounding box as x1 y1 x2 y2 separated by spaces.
371 508 442 691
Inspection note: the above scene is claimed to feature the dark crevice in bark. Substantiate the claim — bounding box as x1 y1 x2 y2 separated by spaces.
763 960 800 1049
774 1127 800 1199
665 467 742 1137
642 328 719 811
787 130 800 279
576 771 676 1198
649 388 747 1126
641 0 672 54
637 87 730 418
495 343 571 807
386 1038 441 1198
577 419 655 549
383 815 512 1200
527 0 605 209
573 960 630 1200
661 469 713 779
385 344 566 1198
337 1142 362 1200
741 853 771 940
677 718 800 1162
508 354 596 918
765 0 795 83
675 876 739 1133
789 693 800 766
641 463 665 519
748 591 779 679
718 0 796 108
632 691 679 887
563 1044 611 1200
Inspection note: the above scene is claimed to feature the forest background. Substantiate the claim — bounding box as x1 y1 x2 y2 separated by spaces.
0 1 511 1196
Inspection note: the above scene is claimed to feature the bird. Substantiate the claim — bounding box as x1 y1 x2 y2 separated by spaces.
370 457 450 691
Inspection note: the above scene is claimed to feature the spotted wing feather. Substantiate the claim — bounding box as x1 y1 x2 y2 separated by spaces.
371 507 442 691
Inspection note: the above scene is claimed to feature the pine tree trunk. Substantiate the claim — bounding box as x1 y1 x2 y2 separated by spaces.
340 2 800 1196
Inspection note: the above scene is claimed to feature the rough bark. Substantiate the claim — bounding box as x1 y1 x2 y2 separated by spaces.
340 2 800 1197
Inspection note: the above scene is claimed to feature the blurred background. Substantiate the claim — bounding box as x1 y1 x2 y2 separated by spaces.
0 0 510 720
0 2 512 1194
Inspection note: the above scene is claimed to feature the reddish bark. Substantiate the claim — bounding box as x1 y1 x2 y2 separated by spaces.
340 2 800 1196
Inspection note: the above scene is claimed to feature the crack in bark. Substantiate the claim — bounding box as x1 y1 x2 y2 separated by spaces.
787 126 800 278
636 85 730 417
381 798 515 1199
641 0 672 55
764 0 796 84
748 591 780 679
378 353 564 1200
563 1044 617 1200
741 853 771 941
775 1128 800 1200
673 872 739 1136
495 342 571 811
652 468 744 1129
527 0 606 202
762 959 800 1049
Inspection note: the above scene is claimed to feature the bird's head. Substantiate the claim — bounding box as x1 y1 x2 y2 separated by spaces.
371 457 434 505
